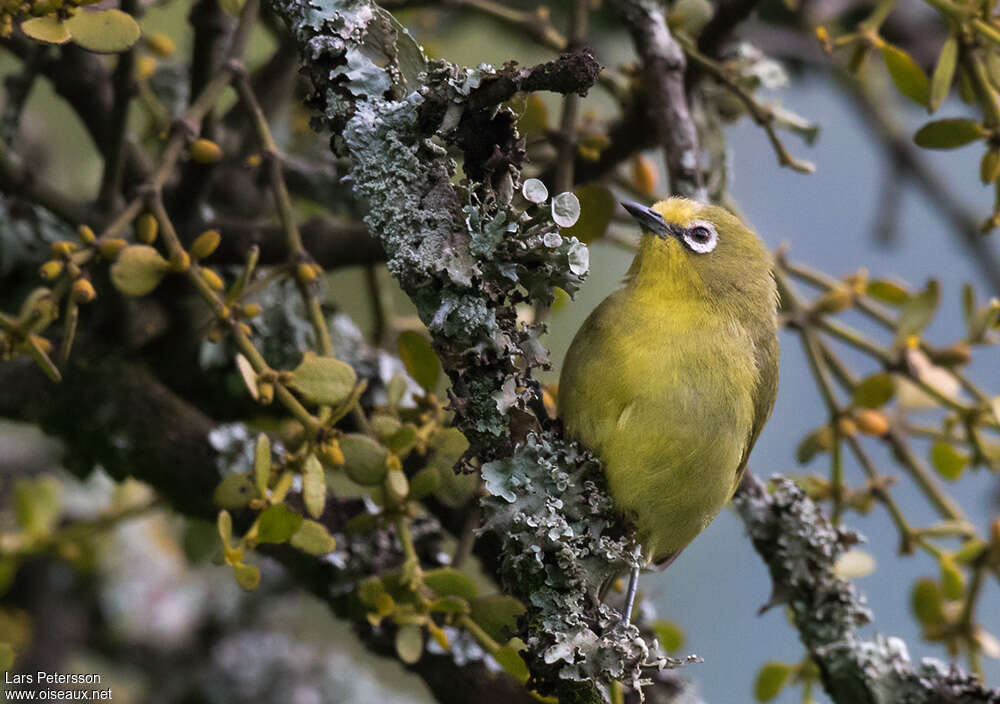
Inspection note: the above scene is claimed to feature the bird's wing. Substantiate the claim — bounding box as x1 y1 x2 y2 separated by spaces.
733 324 779 491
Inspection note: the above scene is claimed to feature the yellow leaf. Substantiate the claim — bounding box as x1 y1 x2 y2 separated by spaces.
65 9 141 54
21 16 71 44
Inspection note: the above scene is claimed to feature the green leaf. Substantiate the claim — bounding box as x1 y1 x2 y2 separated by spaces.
340 433 389 485
754 662 793 702
386 373 408 407
429 595 470 614
232 562 260 590
371 413 402 441
962 283 976 327
851 372 895 408
882 44 930 106
21 16 71 44
911 577 944 625
939 556 964 599
182 519 218 563
494 644 529 683
289 353 357 406
795 427 831 464
65 9 141 53
424 567 478 600
428 428 474 507
213 473 258 509
929 34 958 113
13 477 60 537
254 433 271 496
256 503 303 544
386 424 418 455
408 466 440 501
395 624 424 664
652 620 685 652
358 577 387 607
562 183 615 244
110 244 169 296
930 441 968 480
913 119 986 149
469 595 525 642
289 519 336 555
866 278 909 305
302 453 326 518
897 279 940 339
397 331 441 392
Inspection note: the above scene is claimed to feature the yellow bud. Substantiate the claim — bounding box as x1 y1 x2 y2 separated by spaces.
905 335 920 350
201 267 224 291
297 262 318 284
258 381 275 405
242 303 262 318
813 287 853 314
144 30 175 57
169 250 191 271
50 240 76 258
77 224 96 245
191 229 221 259
853 409 890 437
385 454 403 473
246 154 262 168
237 322 252 336
33 336 52 353
190 138 223 164
135 54 157 80
71 278 97 303
206 325 225 343
39 260 64 280
136 213 158 244
99 238 128 259
318 439 345 467
837 417 857 438
815 25 832 53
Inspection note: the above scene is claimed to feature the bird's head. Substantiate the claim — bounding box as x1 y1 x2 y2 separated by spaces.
622 198 775 313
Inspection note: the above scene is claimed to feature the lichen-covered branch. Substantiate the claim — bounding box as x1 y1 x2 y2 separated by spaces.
264 0 676 698
734 474 1000 704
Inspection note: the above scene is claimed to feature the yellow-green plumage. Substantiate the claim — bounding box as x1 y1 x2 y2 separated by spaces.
559 198 779 566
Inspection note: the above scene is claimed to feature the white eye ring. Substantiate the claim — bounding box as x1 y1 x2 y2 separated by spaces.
682 220 718 254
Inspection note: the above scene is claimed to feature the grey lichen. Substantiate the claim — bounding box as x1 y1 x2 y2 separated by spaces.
735 475 1000 704
483 434 688 694
266 0 657 699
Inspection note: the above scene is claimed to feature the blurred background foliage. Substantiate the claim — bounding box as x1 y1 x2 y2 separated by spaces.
1 0 999 700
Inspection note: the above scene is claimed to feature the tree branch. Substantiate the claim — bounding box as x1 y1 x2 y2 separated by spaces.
735 473 1000 704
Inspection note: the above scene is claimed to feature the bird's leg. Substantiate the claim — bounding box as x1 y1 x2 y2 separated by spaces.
621 544 642 626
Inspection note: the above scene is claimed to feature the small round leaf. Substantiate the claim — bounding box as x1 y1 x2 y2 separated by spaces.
110 245 169 296
65 9 141 53
397 331 441 392
256 503 303 544
753 662 793 702
21 16 71 44
290 519 337 555
395 624 423 664
341 433 389 485
289 353 357 406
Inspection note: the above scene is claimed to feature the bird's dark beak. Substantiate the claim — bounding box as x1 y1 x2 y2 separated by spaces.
621 201 675 239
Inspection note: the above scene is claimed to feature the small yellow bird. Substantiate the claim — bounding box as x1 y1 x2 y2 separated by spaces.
558 198 779 619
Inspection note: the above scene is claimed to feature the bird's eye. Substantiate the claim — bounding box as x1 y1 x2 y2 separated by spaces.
682 221 718 254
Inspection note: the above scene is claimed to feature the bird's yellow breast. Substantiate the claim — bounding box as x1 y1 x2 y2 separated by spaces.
558 281 759 563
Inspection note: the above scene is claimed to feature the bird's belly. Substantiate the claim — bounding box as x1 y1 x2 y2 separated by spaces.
602 416 746 562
